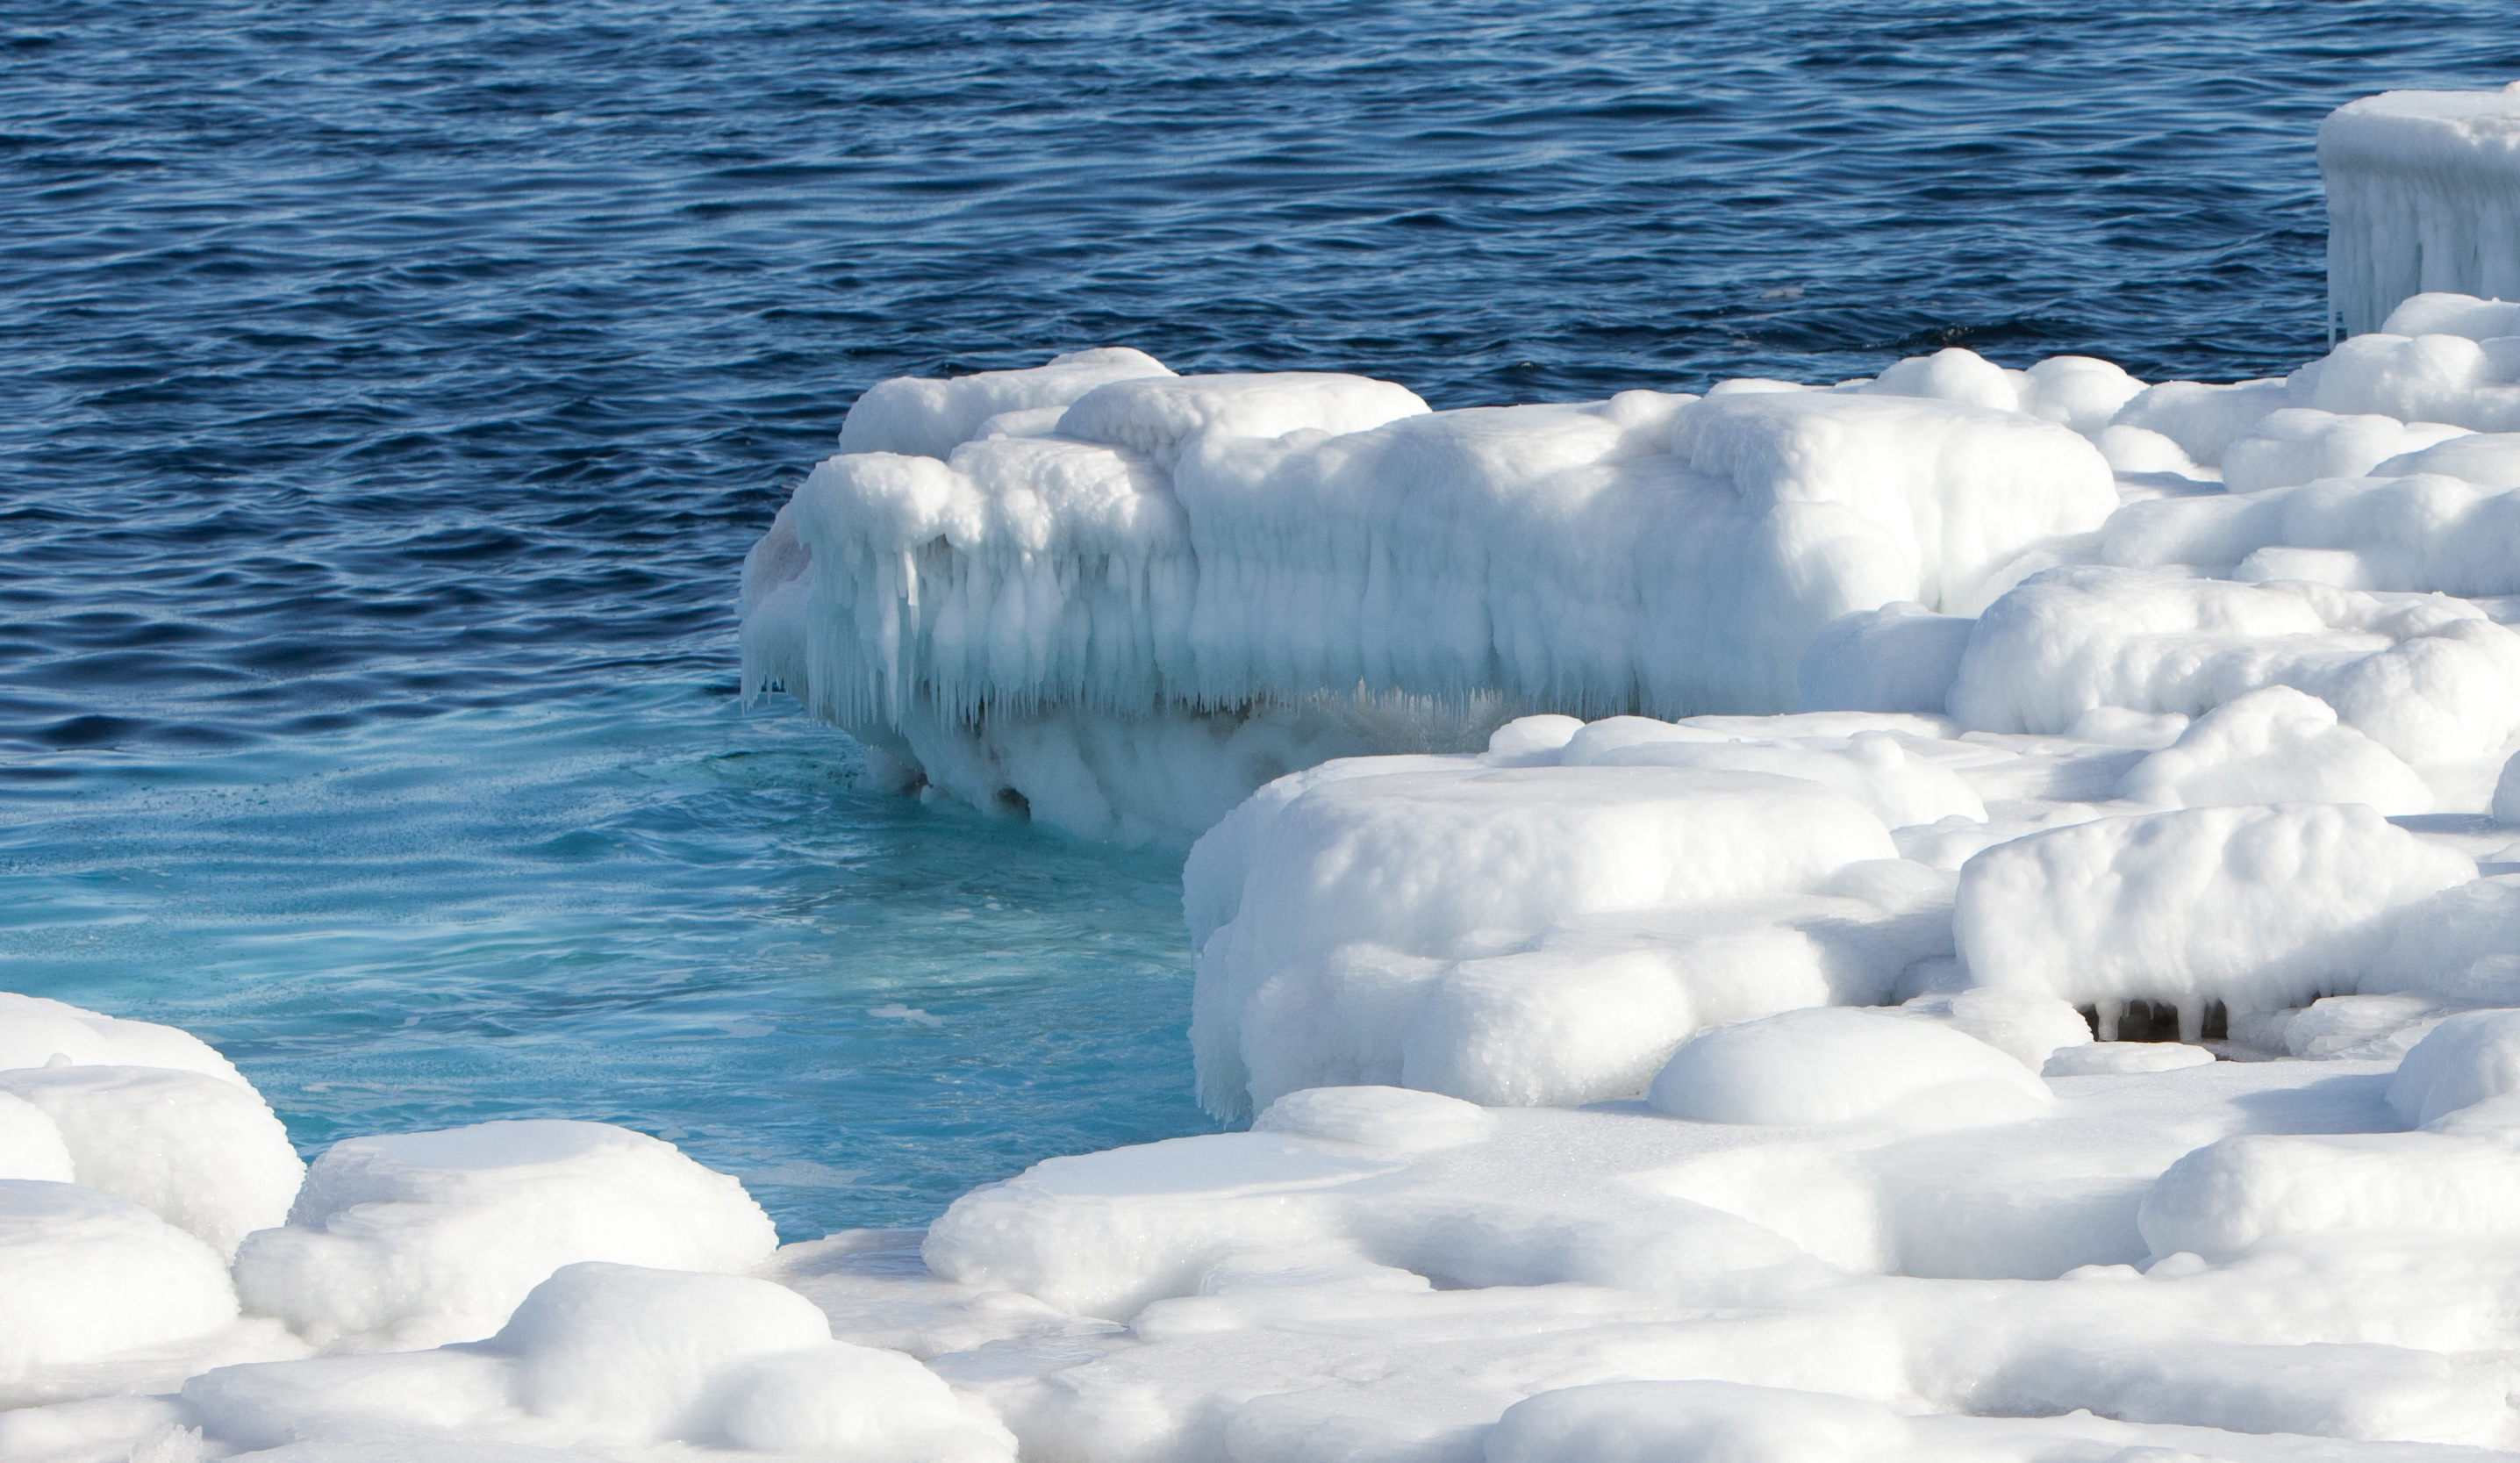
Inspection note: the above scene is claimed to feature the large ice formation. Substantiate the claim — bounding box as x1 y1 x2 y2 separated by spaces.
33 215 2520 1453
743 289 2520 843
2323 84 2520 335
741 349 2121 842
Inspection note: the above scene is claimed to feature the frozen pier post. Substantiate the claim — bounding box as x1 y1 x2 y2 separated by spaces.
2322 82 2520 335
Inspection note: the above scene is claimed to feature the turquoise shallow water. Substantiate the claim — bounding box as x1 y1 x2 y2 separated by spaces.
0 685 1210 1240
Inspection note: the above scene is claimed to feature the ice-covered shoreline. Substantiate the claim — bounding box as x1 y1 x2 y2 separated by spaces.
18 82 2520 1462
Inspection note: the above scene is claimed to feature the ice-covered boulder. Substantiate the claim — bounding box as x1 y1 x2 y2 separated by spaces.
0 993 248 1086
2387 1010 2520 1127
2104 469 2520 598
2377 424 2520 483
0 1064 303 1259
2300 329 2520 434
1895 988 2094 1072
1 1180 240 1381
0 1090 74 1181
1848 347 2149 436
702 1337 1017 1460
184 1263 1017 1461
1252 1086 1497 1151
1954 803 2475 1028
2137 1120 2520 1264
1796 600 1977 715
2216 409 2468 495
1949 566 2520 764
2108 377 2291 468
1187 761 1916 1117
2114 685 2432 814
2323 86 2520 335
232 1120 779 1350
490 1263 841 1440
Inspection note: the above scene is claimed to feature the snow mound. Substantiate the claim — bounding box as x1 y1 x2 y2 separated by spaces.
1955 803 2475 1024
1896 988 2094 1071
0 993 248 1087
835 347 1175 460
2115 685 2433 814
1 1180 238 1379
1645 1007 2053 1127
2105 468 2520 598
0 1064 303 1259
1187 761 1908 1118
1948 566 2520 764
232 1120 779 1350
1485 1381 1911 1463
0 1089 74 1182
2044 1042 2216 1077
182 1264 1016 1461
2217 409 2468 495
1797 600 1977 715
2387 1009 2520 1126
1252 1086 1497 1150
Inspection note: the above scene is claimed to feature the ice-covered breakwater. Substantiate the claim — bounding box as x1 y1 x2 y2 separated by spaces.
741 346 2130 843
744 294 2520 847
17 283 2520 1459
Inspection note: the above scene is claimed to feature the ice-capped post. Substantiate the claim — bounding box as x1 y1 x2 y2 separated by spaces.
2322 82 2520 335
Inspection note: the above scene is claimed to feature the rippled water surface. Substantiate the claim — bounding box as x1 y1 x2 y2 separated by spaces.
5 0 2516 1234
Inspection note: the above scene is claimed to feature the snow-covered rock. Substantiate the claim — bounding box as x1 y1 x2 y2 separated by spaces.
232 1120 780 1351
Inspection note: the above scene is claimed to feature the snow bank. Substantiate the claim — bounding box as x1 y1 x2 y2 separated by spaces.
232 1119 779 1350
2323 86 2520 334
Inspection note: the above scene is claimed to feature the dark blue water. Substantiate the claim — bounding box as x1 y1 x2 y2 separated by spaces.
4 0 2516 1236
